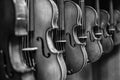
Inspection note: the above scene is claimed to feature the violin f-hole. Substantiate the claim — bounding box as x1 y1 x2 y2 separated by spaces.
36 37 51 58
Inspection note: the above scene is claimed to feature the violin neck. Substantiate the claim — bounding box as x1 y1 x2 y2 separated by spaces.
26 0 35 31
79 0 86 29
109 0 114 24
96 0 100 26
57 0 64 30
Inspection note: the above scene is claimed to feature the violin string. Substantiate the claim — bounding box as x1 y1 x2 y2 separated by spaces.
58 0 62 50
58 0 65 78
79 0 81 37
110 0 114 28
27 0 32 67
58 0 62 51
83 0 85 36
55 0 58 51
24 0 28 67
22 36 26 64
30 0 35 67
62 0 63 51
18 0 28 66
82 0 84 36
84 0 86 36
25 0 30 67
79 0 84 37
28 0 32 67
96 0 100 33
61 0 64 51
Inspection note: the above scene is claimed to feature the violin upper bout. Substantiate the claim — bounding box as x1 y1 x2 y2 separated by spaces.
35 0 52 23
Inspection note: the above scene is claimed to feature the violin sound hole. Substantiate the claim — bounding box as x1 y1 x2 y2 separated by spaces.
36 37 51 58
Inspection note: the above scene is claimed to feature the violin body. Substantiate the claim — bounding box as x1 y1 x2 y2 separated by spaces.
85 6 103 63
100 10 114 54
9 0 36 80
64 0 88 75
0 0 16 79
9 0 67 80
113 10 120 45
9 0 31 73
65 1 87 74
34 0 66 80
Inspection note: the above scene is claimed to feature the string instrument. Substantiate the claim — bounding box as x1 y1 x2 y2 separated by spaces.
98 0 114 54
0 0 16 79
113 10 120 45
100 10 114 53
64 0 88 75
34 0 66 80
9 0 67 80
9 0 36 74
84 0 103 62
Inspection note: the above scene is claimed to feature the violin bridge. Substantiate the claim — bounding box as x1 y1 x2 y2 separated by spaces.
55 40 66 43
95 32 103 38
22 47 38 51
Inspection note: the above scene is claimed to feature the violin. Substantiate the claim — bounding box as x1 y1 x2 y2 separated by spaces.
84 0 103 62
96 0 114 54
9 0 36 80
9 0 67 80
100 9 114 54
0 0 16 79
34 0 67 80
64 0 88 75
9 0 38 77
113 10 120 45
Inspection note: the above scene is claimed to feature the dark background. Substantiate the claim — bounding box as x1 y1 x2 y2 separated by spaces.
72 0 120 11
